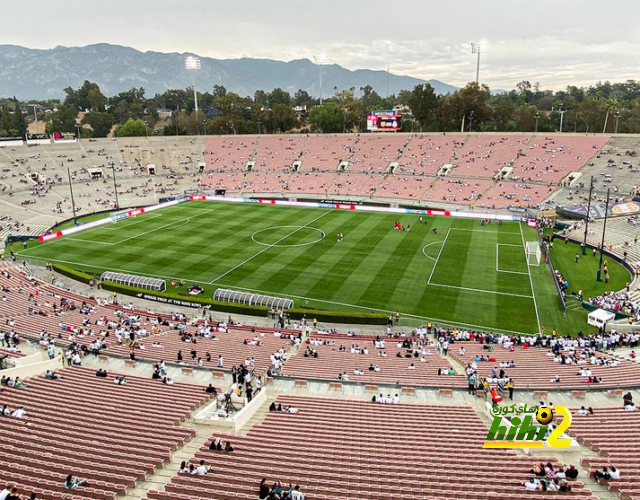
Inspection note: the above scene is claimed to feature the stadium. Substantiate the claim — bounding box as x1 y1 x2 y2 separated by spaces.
2 3 640 499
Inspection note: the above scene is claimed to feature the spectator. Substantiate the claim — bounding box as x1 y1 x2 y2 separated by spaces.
194 460 210 475
565 465 579 480
0 484 10 500
577 406 588 416
65 475 88 489
95 369 107 378
4 488 19 500
259 479 270 500
10 406 25 418
178 461 189 473
290 485 305 500
593 466 611 482
205 384 217 395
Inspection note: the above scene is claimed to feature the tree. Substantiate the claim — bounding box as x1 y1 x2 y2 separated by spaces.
308 102 344 133
11 102 27 135
269 103 298 133
82 111 114 137
0 106 12 135
407 83 438 131
116 118 148 137
46 105 78 133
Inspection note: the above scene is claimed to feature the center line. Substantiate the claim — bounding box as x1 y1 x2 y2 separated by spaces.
209 209 334 284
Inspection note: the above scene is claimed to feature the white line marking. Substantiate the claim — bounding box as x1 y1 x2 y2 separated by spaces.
450 228 520 234
103 213 163 230
496 243 530 275
427 281 534 298
64 237 115 246
427 228 451 284
112 209 215 246
209 209 334 284
519 221 542 333
421 240 443 262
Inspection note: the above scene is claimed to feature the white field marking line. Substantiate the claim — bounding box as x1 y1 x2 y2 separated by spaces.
103 213 163 230
209 209 334 284
213 283 531 335
426 281 534 299
64 237 116 246
496 243 530 275
251 226 326 248
19 254 531 335
519 221 542 333
111 209 216 246
421 240 443 262
427 228 451 284
450 228 520 235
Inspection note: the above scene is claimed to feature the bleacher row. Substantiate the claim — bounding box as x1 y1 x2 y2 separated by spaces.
567 407 640 500
200 134 609 209
0 133 609 237
4 262 640 389
151 396 597 500
0 366 212 500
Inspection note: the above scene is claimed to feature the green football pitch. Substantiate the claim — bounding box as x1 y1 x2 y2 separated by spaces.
17 201 586 334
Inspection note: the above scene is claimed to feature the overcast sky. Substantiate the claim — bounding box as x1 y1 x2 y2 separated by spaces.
5 0 639 91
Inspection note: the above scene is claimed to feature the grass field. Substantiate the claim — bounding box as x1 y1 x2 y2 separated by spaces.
13 201 630 334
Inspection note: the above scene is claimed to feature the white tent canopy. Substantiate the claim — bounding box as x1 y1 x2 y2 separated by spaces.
587 308 615 328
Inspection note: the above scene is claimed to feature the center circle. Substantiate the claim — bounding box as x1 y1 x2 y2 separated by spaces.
251 226 326 247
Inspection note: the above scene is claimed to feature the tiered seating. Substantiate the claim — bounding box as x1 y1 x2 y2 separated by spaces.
347 135 406 173
204 137 257 172
424 177 494 205
453 135 531 178
449 341 640 389
398 134 462 175
0 366 210 500
374 174 432 200
253 136 305 170
511 136 609 183
285 172 335 195
151 396 595 500
200 171 244 192
569 407 640 500
243 171 291 194
281 334 467 387
94 329 292 376
0 265 290 375
298 135 355 171
481 181 556 209
328 173 384 197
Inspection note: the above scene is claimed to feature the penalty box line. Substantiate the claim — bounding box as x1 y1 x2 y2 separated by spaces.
496 243 530 275
208 209 334 285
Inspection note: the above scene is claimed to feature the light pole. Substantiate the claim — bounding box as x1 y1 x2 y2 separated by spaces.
144 121 149 140
614 111 621 134
314 54 326 105
582 176 594 255
468 110 475 132
32 104 39 133
534 112 540 134
111 166 120 209
471 43 482 84
553 107 566 133
185 56 201 132
596 187 611 282
75 122 82 141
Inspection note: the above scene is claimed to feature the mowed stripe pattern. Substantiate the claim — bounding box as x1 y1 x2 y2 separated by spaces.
20 202 540 333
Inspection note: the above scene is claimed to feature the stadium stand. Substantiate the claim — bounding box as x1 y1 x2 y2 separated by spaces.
0 366 211 500
281 333 468 387
152 395 596 500
568 406 640 500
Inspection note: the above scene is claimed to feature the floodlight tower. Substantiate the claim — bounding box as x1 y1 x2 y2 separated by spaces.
471 42 483 84
314 54 326 105
185 56 201 119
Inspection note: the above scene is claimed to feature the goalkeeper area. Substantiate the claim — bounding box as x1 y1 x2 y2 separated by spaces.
16 201 575 334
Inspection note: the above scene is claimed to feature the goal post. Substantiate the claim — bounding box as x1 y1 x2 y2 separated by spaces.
525 241 542 266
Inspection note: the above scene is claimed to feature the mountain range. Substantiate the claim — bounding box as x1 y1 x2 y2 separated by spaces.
0 43 459 100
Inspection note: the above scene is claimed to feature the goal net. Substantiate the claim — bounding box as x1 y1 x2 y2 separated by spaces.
525 241 542 266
